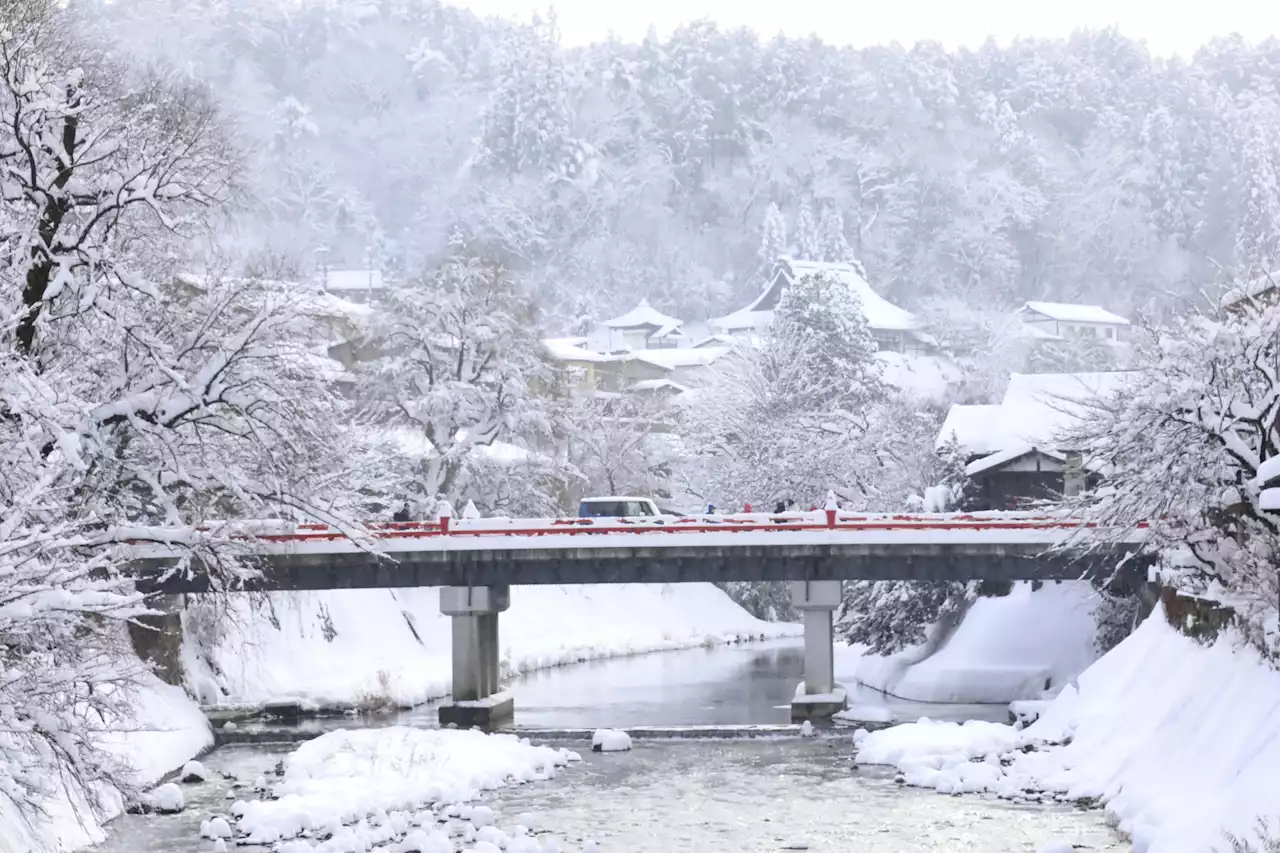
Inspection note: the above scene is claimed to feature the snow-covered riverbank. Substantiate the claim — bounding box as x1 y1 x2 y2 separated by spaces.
854 603 1280 852
0 583 795 852
184 584 801 710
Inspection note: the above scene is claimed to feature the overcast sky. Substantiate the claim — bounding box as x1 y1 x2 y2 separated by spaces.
454 0 1280 56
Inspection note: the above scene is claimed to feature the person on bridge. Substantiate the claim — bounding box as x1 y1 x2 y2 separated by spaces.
392 502 411 523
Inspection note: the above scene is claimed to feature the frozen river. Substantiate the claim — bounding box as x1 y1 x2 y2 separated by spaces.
98 640 1124 852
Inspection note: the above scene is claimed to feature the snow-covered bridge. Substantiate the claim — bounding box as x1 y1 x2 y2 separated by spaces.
125 511 1151 727
128 511 1148 593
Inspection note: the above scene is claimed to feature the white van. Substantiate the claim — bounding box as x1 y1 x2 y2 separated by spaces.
577 496 665 518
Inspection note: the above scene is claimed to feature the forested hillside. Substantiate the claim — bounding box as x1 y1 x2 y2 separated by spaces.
89 0 1280 326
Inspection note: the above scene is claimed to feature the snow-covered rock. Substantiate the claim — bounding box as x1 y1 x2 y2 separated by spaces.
474 842 502 853
150 783 185 814
591 729 632 752
799 720 815 737
213 840 227 853
476 825 508 848
400 828 451 853
200 816 232 839
515 812 536 830
181 760 208 783
235 728 578 844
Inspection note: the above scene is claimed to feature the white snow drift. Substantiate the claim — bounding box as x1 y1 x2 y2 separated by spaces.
855 605 1280 852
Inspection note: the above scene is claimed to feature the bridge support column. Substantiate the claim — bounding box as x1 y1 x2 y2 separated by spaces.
790 580 848 722
438 586 512 728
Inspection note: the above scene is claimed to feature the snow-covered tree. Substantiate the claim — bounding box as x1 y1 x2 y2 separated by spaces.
757 201 787 271
815 203 854 265
680 272 885 505
0 0 372 813
1063 283 1280 650
793 199 821 261
355 255 556 512
567 393 677 498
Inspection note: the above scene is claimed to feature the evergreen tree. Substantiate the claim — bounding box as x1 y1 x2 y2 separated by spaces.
794 199 821 261
758 201 787 270
816 203 853 264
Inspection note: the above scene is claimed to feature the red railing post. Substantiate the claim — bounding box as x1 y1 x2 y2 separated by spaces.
824 490 838 529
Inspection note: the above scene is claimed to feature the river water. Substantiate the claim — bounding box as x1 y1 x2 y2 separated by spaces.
99 640 1125 852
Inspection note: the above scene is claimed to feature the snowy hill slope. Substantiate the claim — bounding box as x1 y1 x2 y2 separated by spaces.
183 584 800 709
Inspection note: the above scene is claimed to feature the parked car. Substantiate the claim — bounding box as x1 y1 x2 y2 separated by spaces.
578 496 667 518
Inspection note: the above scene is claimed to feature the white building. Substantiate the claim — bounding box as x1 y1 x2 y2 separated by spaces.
1017 301 1129 344
710 257 930 354
321 269 387 304
600 300 687 350
936 371 1136 509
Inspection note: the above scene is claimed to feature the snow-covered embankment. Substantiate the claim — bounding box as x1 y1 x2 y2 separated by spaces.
185 583 799 709
855 604 1280 851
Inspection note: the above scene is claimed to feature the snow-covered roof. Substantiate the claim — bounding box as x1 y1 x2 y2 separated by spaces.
780 259 919 331
315 293 374 321
629 379 690 393
877 352 963 402
324 269 386 292
694 334 739 348
710 309 773 332
937 371 1137 457
1222 273 1280 309
1021 302 1129 326
604 299 683 330
543 337 610 363
965 444 1066 477
1002 372 1134 406
633 347 729 370
711 257 918 333
650 321 686 339
935 405 1008 454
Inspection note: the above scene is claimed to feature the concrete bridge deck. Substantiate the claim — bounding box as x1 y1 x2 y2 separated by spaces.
127 512 1151 594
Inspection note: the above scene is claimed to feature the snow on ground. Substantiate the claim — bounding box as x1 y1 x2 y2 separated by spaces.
234 728 578 844
837 581 1100 706
854 605 1280 852
186 584 799 709
0 671 214 852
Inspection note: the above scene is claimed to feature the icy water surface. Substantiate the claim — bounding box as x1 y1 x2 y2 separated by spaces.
98 739 1124 853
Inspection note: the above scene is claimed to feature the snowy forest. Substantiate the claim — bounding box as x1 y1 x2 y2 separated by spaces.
82 0 1280 327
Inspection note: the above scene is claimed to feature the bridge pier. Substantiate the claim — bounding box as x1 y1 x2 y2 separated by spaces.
790 580 848 721
438 585 512 728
